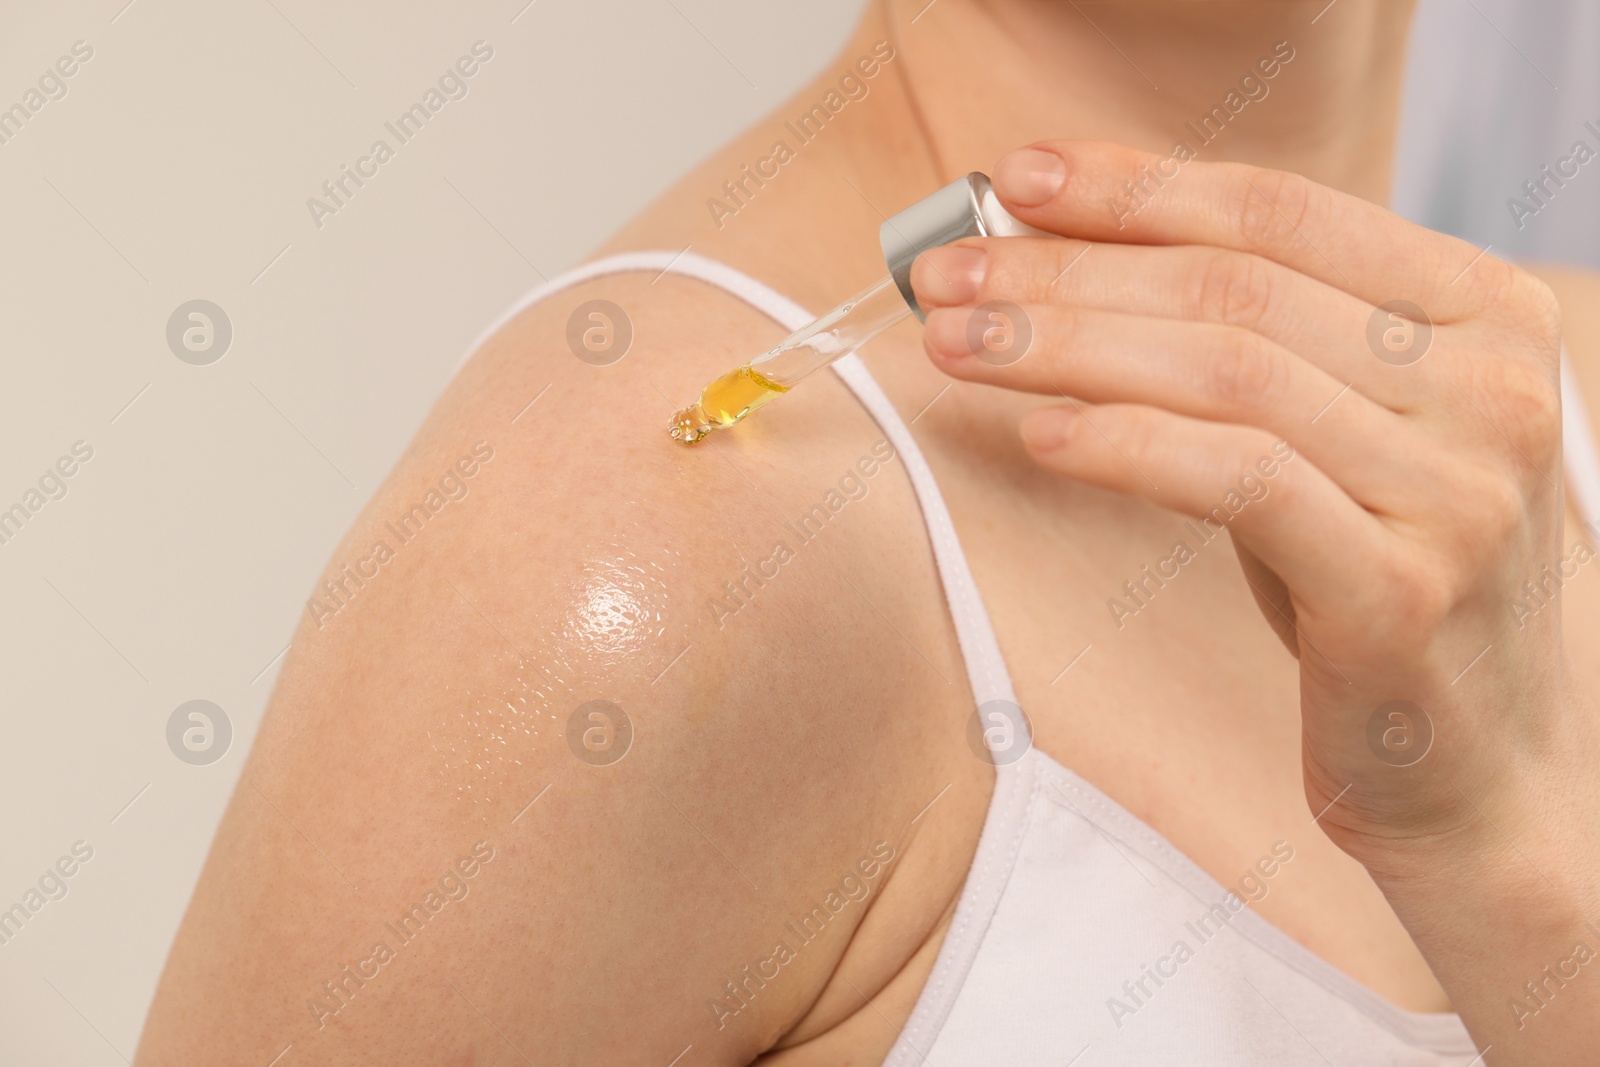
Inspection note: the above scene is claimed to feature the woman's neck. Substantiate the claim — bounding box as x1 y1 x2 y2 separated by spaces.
717 0 1420 441
606 0 1419 447
864 0 1416 207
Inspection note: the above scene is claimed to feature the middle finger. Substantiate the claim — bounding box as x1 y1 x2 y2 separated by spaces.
913 237 1426 413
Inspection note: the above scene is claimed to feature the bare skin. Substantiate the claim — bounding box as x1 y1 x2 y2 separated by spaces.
135 1 1600 1063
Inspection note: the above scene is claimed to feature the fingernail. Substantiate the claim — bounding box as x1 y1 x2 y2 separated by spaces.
993 148 1067 207
924 307 974 362
913 246 987 307
1020 409 1072 452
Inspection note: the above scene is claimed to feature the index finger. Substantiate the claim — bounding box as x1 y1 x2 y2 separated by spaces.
991 141 1506 322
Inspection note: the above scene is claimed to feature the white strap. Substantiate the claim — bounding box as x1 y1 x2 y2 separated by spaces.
826 358 1020 708
457 250 816 375
468 252 1041 1063
466 250 1025 717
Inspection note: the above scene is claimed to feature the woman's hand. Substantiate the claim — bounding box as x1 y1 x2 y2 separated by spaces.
914 139 1600 1054
913 140 1600 1058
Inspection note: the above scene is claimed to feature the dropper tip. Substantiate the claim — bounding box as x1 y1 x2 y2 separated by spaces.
668 404 714 446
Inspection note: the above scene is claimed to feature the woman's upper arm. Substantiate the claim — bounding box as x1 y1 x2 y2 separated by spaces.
132 276 977 1066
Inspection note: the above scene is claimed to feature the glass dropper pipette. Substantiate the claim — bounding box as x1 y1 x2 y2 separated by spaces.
667 275 909 443
668 172 1047 444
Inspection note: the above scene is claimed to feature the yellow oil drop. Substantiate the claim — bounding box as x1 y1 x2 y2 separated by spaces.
668 364 789 445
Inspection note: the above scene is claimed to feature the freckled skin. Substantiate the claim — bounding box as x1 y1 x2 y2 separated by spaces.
132 267 990 1066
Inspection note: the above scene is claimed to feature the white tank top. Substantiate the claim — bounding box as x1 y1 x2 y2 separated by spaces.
475 250 1600 1065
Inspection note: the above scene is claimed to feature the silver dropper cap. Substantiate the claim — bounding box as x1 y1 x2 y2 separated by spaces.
879 171 1049 322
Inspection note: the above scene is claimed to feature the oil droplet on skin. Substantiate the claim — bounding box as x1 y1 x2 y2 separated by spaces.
560 553 671 665
427 540 684 807
427 650 563 808
669 364 788 445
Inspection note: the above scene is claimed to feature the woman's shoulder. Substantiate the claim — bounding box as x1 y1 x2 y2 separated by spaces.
134 266 990 1063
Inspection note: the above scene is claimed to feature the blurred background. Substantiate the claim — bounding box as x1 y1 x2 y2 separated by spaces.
1394 0 1600 266
0 0 1593 1061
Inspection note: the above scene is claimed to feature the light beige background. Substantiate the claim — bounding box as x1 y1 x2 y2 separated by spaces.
0 0 1591 1062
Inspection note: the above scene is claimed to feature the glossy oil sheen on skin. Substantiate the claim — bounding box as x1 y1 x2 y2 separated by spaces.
558 551 673 664
427 538 681 807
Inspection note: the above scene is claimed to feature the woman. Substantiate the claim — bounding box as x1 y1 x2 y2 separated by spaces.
135 1 1600 1063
